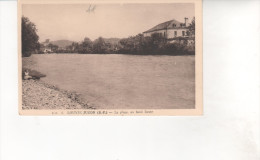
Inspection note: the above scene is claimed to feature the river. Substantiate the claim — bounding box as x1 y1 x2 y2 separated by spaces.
23 54 195 109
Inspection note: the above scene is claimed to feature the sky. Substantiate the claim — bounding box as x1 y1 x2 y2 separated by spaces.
22 3 194 42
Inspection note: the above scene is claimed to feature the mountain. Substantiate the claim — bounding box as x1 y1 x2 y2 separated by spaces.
50 40 75 48
46 38 120 48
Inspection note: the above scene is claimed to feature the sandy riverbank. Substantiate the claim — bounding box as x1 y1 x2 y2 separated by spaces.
22 79 94 110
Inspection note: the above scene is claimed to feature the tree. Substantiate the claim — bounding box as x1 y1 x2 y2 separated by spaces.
47 43 59 52
119 36 136 53
66 42 79 53
119 33 168 54
151 33 167 49
188 17 195 37
22 16 40 57
78 37 93 53
93 37 109 53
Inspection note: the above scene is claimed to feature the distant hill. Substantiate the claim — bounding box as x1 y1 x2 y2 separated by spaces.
103 38 121 45
45 38 120 48
50 40 75 48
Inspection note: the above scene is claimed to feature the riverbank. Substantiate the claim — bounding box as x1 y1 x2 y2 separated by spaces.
22 79 94 110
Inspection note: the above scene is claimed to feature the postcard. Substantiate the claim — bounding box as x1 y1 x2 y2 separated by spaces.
18 0 202 115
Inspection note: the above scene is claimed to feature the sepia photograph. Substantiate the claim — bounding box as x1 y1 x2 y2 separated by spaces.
19 0 202 115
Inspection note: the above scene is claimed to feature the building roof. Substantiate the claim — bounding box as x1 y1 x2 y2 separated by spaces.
143 19 188 33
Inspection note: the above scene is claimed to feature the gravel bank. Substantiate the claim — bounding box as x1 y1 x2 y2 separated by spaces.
22 80 94 110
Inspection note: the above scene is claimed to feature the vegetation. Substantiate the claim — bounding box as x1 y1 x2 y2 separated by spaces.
47 43 59 52
51 40 74 48
187 17 195 37
118 33 194 55
23 15 195 56
64 37 119 54
62 33 194 55
22 16 40 57
116 18 196 55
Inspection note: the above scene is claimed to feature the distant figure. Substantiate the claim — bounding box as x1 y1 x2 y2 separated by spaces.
24 70 32 80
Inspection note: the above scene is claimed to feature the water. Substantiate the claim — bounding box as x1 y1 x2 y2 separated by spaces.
23 54 195 109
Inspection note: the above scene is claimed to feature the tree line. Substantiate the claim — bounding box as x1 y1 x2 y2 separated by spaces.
22 16 195 57
61 37 120 54
117 33 194 55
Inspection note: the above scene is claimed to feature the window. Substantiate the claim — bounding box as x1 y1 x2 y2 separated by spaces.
182 31 185 36
172 24 176 27
174 31 177 37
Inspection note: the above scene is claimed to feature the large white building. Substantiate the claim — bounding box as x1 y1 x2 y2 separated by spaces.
143 18 190 39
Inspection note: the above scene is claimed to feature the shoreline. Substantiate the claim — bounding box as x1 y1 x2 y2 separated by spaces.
35 53 195 56
22 79 94 110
